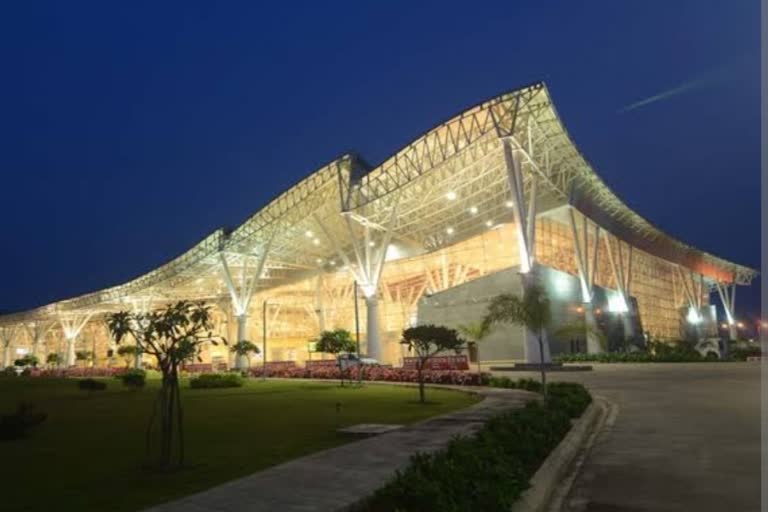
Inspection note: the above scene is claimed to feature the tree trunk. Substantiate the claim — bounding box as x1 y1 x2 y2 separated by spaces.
538 332 547 397
417 363 425 404
149 363 184 471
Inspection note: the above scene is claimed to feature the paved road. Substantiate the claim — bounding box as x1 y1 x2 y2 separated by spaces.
498 363 761 512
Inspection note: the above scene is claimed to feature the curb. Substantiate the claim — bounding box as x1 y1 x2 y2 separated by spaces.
511 397 609 512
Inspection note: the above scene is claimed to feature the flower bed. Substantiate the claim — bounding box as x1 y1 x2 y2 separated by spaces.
247 365 488 386
30 367 127 378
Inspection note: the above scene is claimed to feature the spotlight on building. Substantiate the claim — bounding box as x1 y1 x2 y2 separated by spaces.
469 206 478 215
505 200 514 208
446 191 457 200
446 227 454 235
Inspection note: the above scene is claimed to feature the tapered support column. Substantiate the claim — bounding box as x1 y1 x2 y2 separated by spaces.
0 325 21 368
2 345 11 368
364 295 381 361
66 337 77 367
235 314 249 370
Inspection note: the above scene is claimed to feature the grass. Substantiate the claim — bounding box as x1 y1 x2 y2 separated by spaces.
0 377 478 512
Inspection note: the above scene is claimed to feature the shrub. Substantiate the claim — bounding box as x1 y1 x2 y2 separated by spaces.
545 382 592 418
730 346 761 361
486 376 543 392
1 366 17 377
358 388 589 512
0 403 47 441
77 378 107 391
14 355 39 368
190 372 244 389
117 369 146 388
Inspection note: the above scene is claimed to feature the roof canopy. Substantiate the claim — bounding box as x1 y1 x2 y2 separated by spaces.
0 82 756 325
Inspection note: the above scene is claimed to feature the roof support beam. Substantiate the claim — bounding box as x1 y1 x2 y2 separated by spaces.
0 325 21 367
715 280 737 341
502 138 537 273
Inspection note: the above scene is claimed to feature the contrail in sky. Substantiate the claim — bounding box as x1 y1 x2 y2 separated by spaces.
617 75 719 113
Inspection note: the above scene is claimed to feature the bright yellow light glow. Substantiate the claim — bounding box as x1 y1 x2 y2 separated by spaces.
312 238 320 246
485 220 494 227
446 227 454 235
505 200 514 208
446 191 457 200
469 206 478 214
305 230 314 238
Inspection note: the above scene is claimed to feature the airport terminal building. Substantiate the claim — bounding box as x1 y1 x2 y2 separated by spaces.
0 82 757 367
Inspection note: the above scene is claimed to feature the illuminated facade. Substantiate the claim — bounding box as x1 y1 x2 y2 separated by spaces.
0 82 757 367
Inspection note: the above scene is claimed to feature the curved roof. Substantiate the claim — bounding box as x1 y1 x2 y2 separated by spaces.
0 81 756 325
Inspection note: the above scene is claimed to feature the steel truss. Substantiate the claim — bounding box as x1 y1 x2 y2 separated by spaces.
0 82 757 348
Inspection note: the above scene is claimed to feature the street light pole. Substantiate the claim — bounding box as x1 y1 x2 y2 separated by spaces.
354 280 362 385
262 299 269 382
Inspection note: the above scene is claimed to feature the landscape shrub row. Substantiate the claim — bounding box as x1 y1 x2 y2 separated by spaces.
77 378 107 391
486 376 543 392
729 346 762 361
247 365 488 386
189 373 244 389
556 351 710 363
357 382 592 512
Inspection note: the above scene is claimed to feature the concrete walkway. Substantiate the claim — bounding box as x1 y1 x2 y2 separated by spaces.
144 386 537 512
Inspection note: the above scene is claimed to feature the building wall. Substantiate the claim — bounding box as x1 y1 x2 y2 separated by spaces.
6 214 713 367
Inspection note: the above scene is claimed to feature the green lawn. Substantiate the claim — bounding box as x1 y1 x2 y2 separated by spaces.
0 377 477 512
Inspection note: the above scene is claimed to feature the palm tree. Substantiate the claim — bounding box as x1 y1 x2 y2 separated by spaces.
230 340 260 370
483 284 551 396
457 322 492 374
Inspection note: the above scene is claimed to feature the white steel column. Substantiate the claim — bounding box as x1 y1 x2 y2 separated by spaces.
715 280 738 341
0 325 21 368
25 321 53 360
603 232 635 340
675 265 704 339
59 313 94 367
502 137 549 363
219 237 273 370
569 208 602 354
315 202 399 362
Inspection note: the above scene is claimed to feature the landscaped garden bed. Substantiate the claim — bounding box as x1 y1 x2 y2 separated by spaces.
354 382 592 512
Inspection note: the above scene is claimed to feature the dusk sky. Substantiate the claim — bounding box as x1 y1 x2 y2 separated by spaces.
0 2 761 321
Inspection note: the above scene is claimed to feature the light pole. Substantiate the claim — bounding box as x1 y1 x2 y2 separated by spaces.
354 280 362 385
262 299 272 382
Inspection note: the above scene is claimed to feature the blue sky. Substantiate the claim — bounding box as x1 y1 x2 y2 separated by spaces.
0 1 761 322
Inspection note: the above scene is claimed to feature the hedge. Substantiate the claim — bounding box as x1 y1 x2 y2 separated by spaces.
77 378 107 391
189 373 244 389
357 382 591 511
248 365 488 386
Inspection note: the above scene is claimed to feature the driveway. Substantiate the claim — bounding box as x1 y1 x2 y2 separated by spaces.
496 363 761 512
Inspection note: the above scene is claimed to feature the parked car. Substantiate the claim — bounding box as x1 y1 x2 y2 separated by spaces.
337 353 379 370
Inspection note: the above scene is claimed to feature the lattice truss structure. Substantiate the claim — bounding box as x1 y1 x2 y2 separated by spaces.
0 82 757 362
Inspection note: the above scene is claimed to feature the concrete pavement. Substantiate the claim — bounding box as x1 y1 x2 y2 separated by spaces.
496 363 761 512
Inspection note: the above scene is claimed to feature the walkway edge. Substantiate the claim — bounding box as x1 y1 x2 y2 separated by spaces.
511 397 609 512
